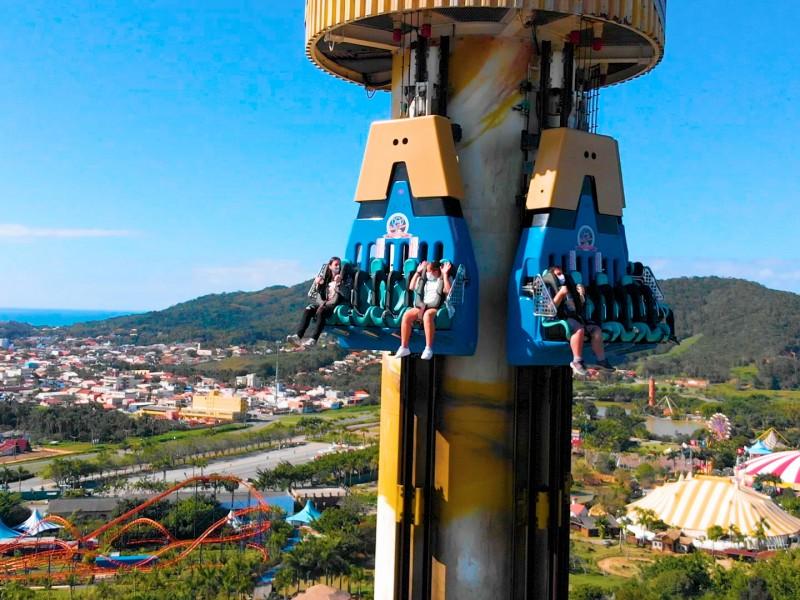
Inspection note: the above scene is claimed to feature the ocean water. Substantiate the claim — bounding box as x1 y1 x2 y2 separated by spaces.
0 308 134 327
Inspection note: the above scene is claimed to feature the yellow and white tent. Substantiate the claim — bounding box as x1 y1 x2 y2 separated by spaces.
627 475 800 538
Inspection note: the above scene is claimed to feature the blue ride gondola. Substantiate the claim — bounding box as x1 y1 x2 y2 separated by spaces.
507 127 674 366
321 115 479 356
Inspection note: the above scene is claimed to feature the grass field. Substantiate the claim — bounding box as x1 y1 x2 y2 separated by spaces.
277 404 380 426
570 537 653 594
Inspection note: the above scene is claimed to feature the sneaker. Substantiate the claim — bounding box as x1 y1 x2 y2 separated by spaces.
286 334 301 346
420 347 433 360
394 346 411 359
302 338 317 347
570 360 588 377
595 358 614 371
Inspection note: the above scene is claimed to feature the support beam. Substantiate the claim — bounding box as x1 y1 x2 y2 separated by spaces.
511 366 573 599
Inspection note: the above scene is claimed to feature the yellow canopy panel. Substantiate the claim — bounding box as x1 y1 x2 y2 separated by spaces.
526 127 625 216
355 115 464 202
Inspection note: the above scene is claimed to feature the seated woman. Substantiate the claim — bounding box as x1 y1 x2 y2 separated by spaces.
394 260 452 360
543 265 613 375
289 256 347 347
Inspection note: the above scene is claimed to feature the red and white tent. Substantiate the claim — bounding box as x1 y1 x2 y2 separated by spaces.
741 451 800 486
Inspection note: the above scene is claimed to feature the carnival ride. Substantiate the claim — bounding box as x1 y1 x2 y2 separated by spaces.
0 475 271 584
301 1 672 598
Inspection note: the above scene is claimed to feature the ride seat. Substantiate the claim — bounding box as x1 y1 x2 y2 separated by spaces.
342 262 382 327
619 276 650 342
372 258 417 327
636 279 668 343
591 273 624 342
364 258 389 327
540 270 581 341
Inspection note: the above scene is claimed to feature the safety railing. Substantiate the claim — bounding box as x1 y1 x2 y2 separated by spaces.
522 275 558 318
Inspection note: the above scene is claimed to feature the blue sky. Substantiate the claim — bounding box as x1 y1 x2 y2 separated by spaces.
0 1 797 310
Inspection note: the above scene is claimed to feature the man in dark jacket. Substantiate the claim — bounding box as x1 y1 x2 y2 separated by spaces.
544 265 612 376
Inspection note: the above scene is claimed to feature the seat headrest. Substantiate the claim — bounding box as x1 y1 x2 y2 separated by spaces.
403 258 419 276
595 273 609 286
570 271 583 285
369 257 385 275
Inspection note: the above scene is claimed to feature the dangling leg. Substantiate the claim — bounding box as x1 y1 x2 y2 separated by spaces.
569 327 588 376
305 304 335 345
396 308 421 358
420 308 437 360
590 326 606 361
293 305 316 341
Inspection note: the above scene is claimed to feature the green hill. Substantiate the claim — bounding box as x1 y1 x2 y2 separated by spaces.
67 282 311 346
642 277 800 388
63 276 800 387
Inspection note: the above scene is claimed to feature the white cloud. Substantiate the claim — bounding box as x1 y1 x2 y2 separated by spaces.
0 224 133 239
642 257 800 293
193 258 309 292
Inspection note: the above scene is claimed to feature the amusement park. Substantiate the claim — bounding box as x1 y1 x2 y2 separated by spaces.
1 0 800 599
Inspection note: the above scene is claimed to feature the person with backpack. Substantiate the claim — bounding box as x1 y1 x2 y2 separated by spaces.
543 265 613 376
394 260 452 360
289 256 349 347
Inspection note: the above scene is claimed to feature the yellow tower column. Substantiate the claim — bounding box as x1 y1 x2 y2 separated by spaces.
423 35 531 598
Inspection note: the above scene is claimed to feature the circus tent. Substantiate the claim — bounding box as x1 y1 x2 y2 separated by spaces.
741 451 800 486
287 500 322 527
0 520 22 541
626 475 800 539
756 428 789 451
746 440 773 456
15 509 60 536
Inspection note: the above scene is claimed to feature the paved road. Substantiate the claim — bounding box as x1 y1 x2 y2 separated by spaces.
19 441 333 491
154 442 331 484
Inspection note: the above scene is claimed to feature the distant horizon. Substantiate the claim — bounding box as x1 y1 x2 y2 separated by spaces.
1 272 798 326
0 307 139 327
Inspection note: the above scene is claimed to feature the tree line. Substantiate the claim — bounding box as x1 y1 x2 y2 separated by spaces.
254 445 379 491
0 401 184 444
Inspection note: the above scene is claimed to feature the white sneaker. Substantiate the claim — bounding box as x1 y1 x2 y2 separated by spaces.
286 334 301 346
302 338 317 347
420 347 433 360
394 346 411 358
570 360 588 376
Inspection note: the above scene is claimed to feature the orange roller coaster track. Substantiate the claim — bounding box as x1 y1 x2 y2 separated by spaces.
0 474 273 583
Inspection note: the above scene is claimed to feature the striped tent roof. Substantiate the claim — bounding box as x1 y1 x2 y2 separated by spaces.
627 475 800 538
741 451 800 484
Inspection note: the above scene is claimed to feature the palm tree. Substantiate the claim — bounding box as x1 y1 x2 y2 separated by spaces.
15 467 25 493
707 524 725 555
0 466 12 490
753 518 770 550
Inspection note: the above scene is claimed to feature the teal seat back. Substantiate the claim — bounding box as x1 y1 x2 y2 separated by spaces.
390 275 407 313
369 258 385 276
355 272 372 312
621 275 635 320
403 258 418 278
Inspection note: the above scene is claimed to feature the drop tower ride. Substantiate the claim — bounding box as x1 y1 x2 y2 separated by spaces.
302 2 668 598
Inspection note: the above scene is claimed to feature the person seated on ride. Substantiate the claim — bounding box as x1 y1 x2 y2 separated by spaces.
543 265 613 376
289 256 347 347
394 260 452 361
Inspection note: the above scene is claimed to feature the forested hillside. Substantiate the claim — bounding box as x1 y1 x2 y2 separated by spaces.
642 277 800 387
68 282 310 346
